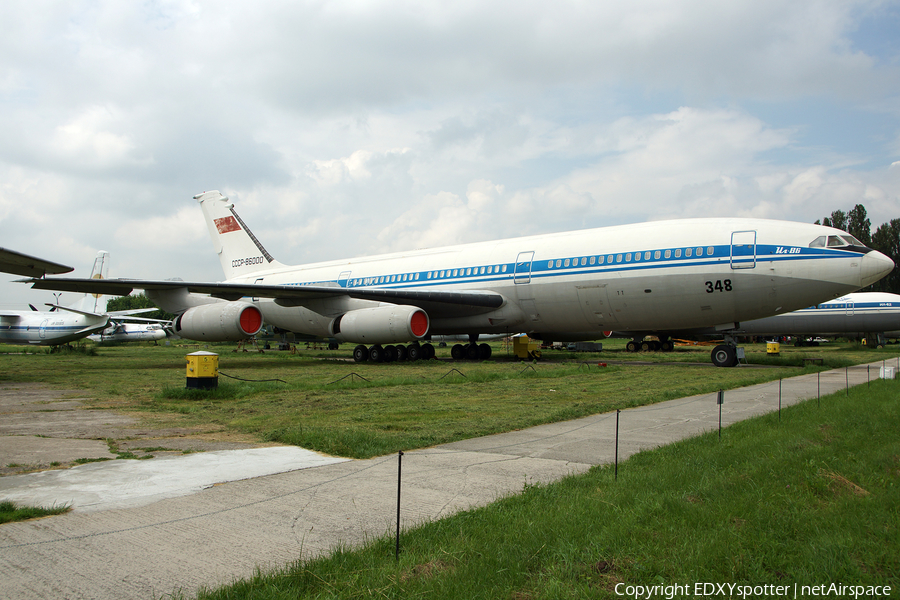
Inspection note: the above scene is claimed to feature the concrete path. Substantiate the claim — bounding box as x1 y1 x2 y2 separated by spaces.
0 360 896 600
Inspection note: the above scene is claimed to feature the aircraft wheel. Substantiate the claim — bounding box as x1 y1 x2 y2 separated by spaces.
465 343 480 360
451 344 465 360
640 341 651 352
626 341 638 352
421 343 435 360
660 340 673 352
407 344 421 361
369 345 385 362
383 345 397 362
710 344 737 367
478 343 492 360
353 345 368 363
395 345 408 362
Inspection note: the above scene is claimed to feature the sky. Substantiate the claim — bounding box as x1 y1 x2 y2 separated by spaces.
2 0 899 308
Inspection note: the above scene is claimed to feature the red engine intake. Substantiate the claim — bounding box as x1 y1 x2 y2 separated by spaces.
330 305 429 344
174 302 263 341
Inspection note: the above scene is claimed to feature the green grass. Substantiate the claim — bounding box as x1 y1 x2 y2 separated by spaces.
0 500 71 524
2 340 898 460
184 380 899 600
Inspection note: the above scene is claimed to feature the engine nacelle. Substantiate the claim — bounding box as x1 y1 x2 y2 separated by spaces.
331 305 429 344
174 302 263 341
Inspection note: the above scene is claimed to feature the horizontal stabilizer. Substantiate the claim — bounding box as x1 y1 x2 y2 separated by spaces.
0 247 74 277
44 304 105 319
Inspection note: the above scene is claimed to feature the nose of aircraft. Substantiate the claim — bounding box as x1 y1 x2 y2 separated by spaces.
860 250 895 288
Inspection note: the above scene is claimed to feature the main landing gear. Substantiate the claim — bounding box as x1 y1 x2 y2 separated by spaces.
625 336 674 353
450 334 492 361
450 342 493 361
352 342 436 363
710 344 738 368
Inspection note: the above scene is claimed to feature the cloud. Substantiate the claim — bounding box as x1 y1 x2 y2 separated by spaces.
1 0 899 308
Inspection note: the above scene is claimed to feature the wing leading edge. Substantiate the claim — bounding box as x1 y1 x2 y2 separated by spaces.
21 277 505 316
0 247 74 277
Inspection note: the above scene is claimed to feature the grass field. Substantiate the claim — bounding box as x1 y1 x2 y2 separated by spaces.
2 338 898 598
2 338 898 461
177 378 899 599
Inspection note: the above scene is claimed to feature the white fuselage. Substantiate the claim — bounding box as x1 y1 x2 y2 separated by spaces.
89 323 167 343
0 310 108 345
726 292 900 339
202 218 890 342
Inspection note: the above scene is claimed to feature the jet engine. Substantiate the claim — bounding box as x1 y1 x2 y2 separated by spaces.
331 305 429 344
174 302 263 341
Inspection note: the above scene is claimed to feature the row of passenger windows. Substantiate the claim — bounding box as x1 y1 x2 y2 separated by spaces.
348 246 715 287
350 263 510 286
547 246 715 269
427 264 508 279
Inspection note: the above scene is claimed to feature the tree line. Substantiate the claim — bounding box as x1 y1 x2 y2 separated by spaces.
106 294 174 320
815 204 899 294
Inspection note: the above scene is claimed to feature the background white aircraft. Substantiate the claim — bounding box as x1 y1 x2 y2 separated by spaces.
1 252 111 345
22 191 894 366
720 292 900 346
3 252 161 346
88 322 168 344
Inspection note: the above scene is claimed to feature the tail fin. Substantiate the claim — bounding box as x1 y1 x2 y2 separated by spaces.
70 251 110 313
195 190 285 280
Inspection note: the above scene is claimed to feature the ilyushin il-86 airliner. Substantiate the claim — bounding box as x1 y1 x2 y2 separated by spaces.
22 191 893 367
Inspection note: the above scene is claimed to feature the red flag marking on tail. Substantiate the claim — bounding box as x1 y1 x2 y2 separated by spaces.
215 216 241 234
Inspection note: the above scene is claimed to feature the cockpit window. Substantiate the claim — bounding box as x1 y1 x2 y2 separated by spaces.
809 233 870 253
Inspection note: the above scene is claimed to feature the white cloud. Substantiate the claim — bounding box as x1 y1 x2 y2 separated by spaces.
1 0 899 307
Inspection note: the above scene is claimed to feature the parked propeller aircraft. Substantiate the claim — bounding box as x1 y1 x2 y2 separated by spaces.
21 191 894 366
1 252 111 345
2 251 162 346
88 322 168 344
718 292 900 344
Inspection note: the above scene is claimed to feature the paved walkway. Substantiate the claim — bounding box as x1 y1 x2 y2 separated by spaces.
0 360 896 600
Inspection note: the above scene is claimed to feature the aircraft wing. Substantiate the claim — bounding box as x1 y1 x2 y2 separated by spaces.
0 248 74 277
47 304 109 319
22 277 505 317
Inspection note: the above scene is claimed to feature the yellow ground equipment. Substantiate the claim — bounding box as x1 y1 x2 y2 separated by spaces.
513 336 542 360
186 351 219 389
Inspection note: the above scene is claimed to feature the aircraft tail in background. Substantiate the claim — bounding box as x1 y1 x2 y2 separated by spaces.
71 251 110 314
196 190 285 281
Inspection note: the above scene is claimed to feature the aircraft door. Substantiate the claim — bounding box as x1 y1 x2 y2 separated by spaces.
514 251 534 284
40 319 48 339
338 271 352 288
730 230 757 269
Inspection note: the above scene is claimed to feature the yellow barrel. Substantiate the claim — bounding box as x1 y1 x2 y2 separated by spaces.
766 342 780 355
